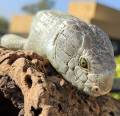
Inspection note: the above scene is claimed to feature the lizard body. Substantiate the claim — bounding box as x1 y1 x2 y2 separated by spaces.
0 10 115 96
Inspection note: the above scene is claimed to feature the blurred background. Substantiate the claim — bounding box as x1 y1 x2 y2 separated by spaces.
0 0 120 99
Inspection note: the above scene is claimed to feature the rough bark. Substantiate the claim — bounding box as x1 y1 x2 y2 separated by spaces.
0 47 120 116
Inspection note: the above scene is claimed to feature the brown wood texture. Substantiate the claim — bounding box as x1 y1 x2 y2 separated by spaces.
0 47 120 116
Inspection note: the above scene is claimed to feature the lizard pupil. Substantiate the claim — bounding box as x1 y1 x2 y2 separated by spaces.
80 58 88 69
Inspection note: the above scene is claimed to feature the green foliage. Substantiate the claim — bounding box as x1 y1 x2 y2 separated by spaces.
115 56 120 77
22 0 55 14
111 56 120 100
0 17 8 32
111 93 120 100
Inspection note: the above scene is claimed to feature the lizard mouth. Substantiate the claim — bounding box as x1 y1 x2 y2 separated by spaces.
83 85 112 97
83 84 102 97
83 73 113 97
72 66 113 97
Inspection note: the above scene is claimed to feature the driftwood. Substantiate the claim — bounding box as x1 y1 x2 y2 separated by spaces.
0 47 120 116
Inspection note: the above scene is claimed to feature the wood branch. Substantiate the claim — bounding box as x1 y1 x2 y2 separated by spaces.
0 47 120 116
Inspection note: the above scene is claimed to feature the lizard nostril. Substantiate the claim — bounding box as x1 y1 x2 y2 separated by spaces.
91 86 100 93
95 88 98 92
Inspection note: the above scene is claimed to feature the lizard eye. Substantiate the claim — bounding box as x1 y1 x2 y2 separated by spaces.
79 57 88 69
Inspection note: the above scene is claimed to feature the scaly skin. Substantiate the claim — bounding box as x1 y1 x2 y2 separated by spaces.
0 10 116 97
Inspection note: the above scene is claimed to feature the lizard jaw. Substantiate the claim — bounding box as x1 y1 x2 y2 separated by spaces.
83 73 113 97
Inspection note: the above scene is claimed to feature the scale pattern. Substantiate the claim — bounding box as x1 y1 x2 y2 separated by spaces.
0 11 115 97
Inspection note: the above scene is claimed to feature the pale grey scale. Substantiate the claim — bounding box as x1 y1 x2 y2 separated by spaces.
83 44 114 71
82 53 110 74
54 53 68 73
74 66 81 78
33 11 67 36
63 33 81 57
79 73 88 83
65 68 84 89
89 24 114 54
36 11 76 32
69 18 88 31
74 66 88 82
64 36 76 57
33 15 59 34
55 45 71 65
36 12 59 27
54 29 82 61
75 80 84 90
26 13 66 56
66 28 83 46
61 28 83 57
62 32 77 52
25 29 41 53
90 59 112 74
68 58 77 69
55 40 71 74
55 33 73 57
65 68 75 82
54 34 72 59
73 77 84 89
31 16 44 34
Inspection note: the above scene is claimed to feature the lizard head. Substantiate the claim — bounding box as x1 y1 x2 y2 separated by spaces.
70 23 115 97
54 19 115 97
76 47 115 97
